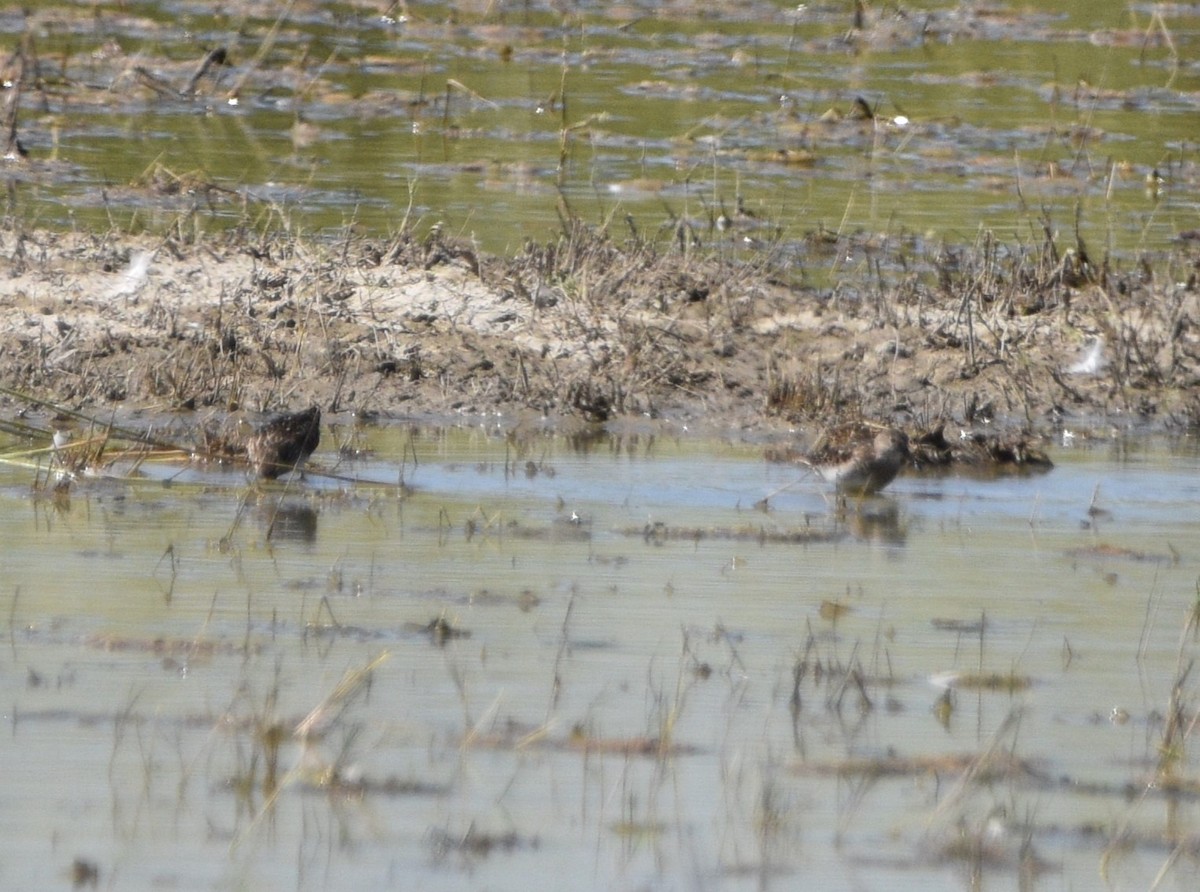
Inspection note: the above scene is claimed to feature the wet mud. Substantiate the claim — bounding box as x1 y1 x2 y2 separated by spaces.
1 223 1198 449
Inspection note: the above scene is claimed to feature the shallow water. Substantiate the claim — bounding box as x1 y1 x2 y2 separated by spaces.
2 423 1200 890
2 1 1198 259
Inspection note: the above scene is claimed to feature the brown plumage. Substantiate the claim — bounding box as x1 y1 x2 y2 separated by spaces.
804 425 909 496
245 406 321 479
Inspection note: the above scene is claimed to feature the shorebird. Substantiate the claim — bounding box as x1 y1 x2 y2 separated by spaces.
245 406 321 479
804 425 910 496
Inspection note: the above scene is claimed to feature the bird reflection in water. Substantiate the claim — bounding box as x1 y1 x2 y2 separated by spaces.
259 502 319 543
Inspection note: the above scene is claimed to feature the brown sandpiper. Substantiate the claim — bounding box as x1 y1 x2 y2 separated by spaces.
245 406 321 479
803 425 910 496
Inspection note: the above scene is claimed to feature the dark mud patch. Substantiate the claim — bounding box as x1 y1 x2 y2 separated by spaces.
1 223 1198 443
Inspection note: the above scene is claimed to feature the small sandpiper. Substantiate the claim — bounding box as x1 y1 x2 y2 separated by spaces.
245 406 321 479
803 424 910 496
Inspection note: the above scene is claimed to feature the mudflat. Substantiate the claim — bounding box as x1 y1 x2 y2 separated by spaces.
1 224 1197 440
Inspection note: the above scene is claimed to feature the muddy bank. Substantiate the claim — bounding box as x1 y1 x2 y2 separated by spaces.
1 224 1198 442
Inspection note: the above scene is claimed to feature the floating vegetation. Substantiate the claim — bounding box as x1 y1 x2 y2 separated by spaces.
412 615 472 647
464 514 592 543
428 826 538 863
463 725 701 758
909 425 1054 471
84 633 261 659
931 671 1035 694
632 521 845 546
69 857 99 890
796 750 1045 784
1066 543 1179 565
819 599 853 622
931 617 987 634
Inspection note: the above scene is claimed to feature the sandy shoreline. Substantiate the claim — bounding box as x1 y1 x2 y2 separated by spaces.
1 225 1198 445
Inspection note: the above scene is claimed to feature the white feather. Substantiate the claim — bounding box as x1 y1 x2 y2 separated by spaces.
1067 336 1106 375
108 250 153 298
